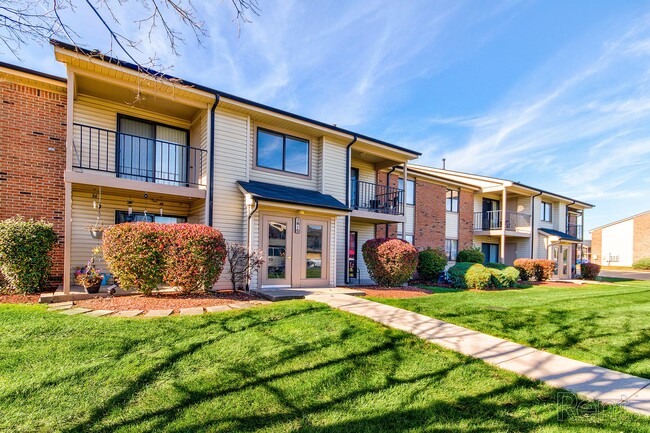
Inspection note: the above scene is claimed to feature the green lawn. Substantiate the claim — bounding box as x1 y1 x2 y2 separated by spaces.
0 302 646 432
369 280 650 379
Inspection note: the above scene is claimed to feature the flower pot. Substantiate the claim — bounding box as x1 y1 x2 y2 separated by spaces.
90 229 103 239
86 282 102 294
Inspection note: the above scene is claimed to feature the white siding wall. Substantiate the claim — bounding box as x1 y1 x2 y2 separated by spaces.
404 205 415 236
445 212 459 239
323 138 349 286
601 220 634 266
212 108 249 289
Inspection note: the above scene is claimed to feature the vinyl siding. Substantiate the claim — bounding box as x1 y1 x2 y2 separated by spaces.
445 211 459 239
350 221 376 284
601 220 634 266
352 158 377 184
405 205 415 235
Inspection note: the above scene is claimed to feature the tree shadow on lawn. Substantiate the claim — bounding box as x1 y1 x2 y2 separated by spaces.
9 303 643 433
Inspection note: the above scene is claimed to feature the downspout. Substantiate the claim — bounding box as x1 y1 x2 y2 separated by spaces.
207 94 220 226
530 191 543 257
245 197 259 291
344 135 358 285
385 166 397 236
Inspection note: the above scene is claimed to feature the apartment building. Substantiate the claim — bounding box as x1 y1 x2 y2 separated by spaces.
590 210 650 267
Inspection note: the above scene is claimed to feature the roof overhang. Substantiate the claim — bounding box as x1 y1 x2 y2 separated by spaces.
539 229 582 244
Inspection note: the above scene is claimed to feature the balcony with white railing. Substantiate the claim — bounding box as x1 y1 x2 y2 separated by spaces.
473 210 531 236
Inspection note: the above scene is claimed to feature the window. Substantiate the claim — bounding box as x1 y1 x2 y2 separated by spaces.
115 211 187 224
405 235 414 244
117 115 190 186
481 243 499 264
257 128 309 176
541 201 552 222
398 178 415 205
445 239 458 261
446 189 459 212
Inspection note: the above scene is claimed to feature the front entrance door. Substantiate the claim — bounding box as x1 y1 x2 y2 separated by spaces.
262 216 293 287
551 245 570 279
261 214 330 288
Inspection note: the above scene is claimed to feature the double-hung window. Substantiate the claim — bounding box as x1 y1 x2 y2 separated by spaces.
398 178 415 205
541 202 552 222
446 190 459 212
445 239 458 261
257 128 310 176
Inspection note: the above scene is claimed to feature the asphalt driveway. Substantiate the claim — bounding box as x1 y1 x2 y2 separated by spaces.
600 269 650 281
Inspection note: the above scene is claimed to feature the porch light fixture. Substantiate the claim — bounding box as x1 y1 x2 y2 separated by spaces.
127 200 133 215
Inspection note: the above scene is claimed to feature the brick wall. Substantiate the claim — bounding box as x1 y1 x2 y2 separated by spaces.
0 82 67 286
633 213 650 263
458 190 474 249
591 229 602 265
413 180 445 250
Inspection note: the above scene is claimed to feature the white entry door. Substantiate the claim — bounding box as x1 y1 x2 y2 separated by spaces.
551 245 570 279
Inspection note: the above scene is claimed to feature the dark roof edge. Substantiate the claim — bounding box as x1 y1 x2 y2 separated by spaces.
0 60 66 83
245 193 351 212
50 39 421 157
589 209 650 232
513 182 595 208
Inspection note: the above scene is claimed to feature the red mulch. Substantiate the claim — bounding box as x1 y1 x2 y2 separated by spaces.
74 290 261 313
360 286 434 298
523 280 588 286
0 293 41 304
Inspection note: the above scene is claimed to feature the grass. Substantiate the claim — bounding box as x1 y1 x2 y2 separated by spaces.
0 302 647 432
368 280 650 379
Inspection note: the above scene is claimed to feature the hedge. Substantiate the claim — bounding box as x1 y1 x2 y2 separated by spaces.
362 238 418 287
632 258 650 270
513 258 535 281
0 217 58 293
514 258 555 281
485 262 507 270
417 248 448 282
456 247 485 264
102 223 226 295
580 263 601 280
447 262 491 289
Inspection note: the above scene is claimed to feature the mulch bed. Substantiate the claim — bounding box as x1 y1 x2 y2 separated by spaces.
0 293 41 304
74 290 261 313
523 280 591 286
360 286 434 298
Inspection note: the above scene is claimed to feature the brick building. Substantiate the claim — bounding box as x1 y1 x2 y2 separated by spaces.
0 63 68 286
590 210 650 267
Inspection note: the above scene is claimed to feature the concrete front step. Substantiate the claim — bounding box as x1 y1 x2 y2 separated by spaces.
252 287 366 302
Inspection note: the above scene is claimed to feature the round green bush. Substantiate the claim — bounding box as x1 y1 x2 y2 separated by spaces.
447 262 491 289
362 238 418 287
417 248 448 282
456 247 485 264
632 258 650 270
0 217 58 293
485 262 506 270
502 267 521 286
580 263 601 280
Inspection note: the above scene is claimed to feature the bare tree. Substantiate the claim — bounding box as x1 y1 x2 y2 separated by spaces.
225 243 264 292
0 0 261 70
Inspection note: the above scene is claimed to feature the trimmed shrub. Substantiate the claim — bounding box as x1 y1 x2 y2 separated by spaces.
632 258 650 270
103 223 227 294
485 262 506 270
164 225 227 293
362 238 418 287
456 247 485 264
487 266 519 289
580 263 601 280
534 259 556 281
0 217 58 293
502 267 521 286
447 262 491 289
417 248 448 282
513 258 535 281
102 222 165 295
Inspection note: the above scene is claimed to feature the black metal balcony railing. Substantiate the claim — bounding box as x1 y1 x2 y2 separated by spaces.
72 123 207 187
351 180 404 215
473 210 531 231
567 224 583 240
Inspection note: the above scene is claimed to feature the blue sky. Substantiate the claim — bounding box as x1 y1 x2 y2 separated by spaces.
3 0 650 235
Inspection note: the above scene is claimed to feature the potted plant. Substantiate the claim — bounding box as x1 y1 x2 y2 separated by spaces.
86 221 105 239
74 258 103 294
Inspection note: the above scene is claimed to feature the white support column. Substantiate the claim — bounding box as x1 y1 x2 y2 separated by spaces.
500 187 507 264
402 162 408 240
63 71 75 295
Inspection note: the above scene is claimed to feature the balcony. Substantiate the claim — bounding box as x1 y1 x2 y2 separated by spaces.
72 123 207 188
350 180 405 223
567 224 583 240
474 210 531 235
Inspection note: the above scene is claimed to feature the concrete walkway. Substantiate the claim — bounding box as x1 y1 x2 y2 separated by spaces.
306 293 650 416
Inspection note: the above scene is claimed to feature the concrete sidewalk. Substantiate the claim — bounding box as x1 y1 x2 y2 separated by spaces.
306 293 650 416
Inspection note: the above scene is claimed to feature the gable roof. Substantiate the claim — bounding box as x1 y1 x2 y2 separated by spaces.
238 180 349 212
590 210 650 232
49 39 421 158
538 228 582 243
